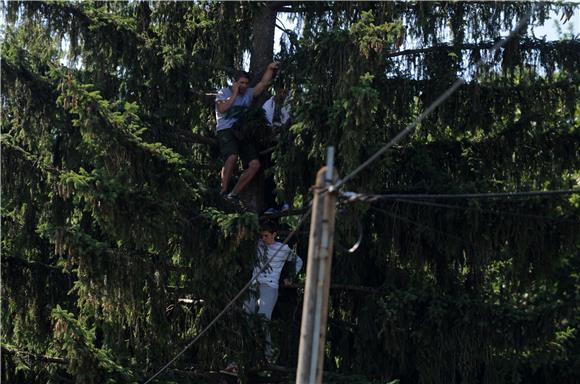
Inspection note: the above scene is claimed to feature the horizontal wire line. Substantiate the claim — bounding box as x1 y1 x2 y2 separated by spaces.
370 205 469 246
392 198 578 223
349 188 580 202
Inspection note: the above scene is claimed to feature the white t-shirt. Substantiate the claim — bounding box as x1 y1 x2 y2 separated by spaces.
262 96 291 127
253 240 303 289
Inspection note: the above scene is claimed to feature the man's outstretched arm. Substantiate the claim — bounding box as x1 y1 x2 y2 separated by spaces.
252 62 279 98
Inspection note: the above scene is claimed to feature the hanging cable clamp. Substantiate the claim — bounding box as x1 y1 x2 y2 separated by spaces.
340 191 361 202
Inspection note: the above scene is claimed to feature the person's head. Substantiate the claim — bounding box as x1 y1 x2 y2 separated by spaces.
260 223 277 245
274 86 287 103
233 70 251 94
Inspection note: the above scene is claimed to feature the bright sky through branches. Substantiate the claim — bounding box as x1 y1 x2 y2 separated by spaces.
273 7 579 55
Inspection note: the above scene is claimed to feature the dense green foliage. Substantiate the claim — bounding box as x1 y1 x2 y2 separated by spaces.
1 2 579 384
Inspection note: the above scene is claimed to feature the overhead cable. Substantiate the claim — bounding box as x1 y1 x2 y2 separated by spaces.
370 205 469 245
341 188 580 203
392 198 578 223
331 8 534 192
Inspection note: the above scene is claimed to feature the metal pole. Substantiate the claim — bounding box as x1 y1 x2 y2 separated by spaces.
296 147 338 384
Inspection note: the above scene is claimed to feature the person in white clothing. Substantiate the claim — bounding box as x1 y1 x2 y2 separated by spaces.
244 224 302 360
221 224 303 375
262 86 291 132
262 86 293 214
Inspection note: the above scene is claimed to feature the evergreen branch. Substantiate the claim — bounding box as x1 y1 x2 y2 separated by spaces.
1 141 59 175
4 50 201 203
66 79 191 170
1 344 68 365
174 127 218 146
387 38 580 58
35 2 146 44
2 256 64 272
0 54 58 97
382 76 580 91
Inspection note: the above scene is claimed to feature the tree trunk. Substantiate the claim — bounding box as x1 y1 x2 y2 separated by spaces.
240 2 280 214
249 2 278 83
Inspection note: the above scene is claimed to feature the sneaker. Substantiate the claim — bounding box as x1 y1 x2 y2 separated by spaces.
224 193 243 210
280 203 290 212
220 190 228 199
220 363 238 376
264 207 278 215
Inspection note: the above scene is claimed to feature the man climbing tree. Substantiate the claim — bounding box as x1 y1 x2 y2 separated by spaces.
221 223 303 376
216 62 279 209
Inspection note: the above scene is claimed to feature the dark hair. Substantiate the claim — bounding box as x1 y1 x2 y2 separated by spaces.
260 222 277 233
234 70 251 82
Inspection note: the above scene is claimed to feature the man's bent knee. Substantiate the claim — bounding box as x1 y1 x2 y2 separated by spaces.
225 154 238 165
248 159 260 172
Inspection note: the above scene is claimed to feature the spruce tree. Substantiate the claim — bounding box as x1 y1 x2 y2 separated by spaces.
1 2 579 384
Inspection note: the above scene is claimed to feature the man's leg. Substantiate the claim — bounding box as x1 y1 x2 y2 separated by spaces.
221 154 238 194
217 129 241 195
220 286 258 376
257 285 279 362
231 159 260 195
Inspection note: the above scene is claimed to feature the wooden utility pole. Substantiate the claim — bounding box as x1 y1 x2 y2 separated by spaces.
296 147 338 384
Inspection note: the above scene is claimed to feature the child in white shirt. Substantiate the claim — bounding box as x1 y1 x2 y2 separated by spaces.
244 225 303 361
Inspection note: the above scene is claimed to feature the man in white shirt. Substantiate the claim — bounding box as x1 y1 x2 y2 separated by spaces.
221 224 302 375
262 86 291 131
262 86 292 214
245 224 303 361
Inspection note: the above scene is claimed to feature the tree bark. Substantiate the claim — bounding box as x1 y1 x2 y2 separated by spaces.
249 2 279 82
240 2 281 214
